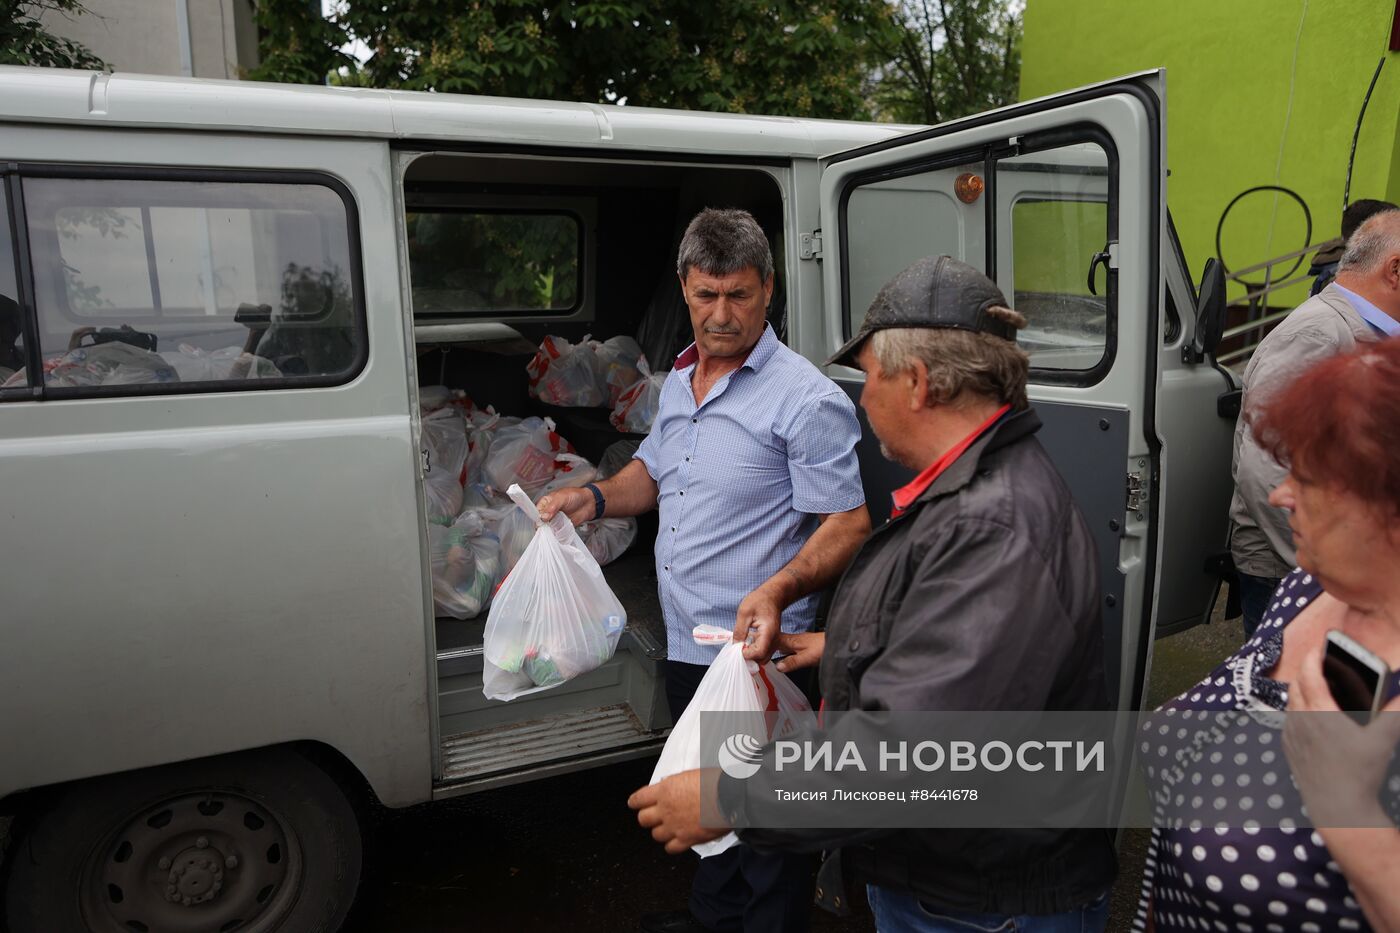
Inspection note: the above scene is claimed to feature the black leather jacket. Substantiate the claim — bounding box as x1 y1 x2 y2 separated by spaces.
723 408 1117 914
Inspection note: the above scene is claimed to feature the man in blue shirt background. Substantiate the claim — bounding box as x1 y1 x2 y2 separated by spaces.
538 208 870 933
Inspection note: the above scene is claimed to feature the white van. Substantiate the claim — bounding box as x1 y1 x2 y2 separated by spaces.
0 66 1237 931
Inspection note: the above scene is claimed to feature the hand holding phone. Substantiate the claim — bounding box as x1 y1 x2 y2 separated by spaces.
1322 630 1390 723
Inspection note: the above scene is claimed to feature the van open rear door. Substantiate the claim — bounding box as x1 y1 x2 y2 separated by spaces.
815 72 1167 711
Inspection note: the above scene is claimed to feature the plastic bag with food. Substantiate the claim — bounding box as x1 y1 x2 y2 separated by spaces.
593 336 645 407
647 639 814 857
422 408 471 521
428 511 504 620
482 485 626 701
611 358 666 433
526 335 608 408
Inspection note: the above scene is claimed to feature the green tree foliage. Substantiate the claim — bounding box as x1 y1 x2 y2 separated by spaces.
252 0 896 120
0 0 108 69
874 0 1021 124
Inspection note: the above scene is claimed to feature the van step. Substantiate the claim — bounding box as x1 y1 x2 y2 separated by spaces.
438 704 657 786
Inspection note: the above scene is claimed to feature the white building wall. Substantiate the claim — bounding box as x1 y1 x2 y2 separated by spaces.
39 0 260 79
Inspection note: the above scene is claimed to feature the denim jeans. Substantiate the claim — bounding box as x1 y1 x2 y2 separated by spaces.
866 886 1109 933
1238 572 1282 639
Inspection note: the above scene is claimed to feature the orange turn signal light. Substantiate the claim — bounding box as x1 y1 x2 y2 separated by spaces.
954 172 985 204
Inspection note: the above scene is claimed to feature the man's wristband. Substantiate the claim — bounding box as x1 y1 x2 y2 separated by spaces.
583 483 605 521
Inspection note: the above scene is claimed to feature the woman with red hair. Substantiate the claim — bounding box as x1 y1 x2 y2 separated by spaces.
1136 339 1400 932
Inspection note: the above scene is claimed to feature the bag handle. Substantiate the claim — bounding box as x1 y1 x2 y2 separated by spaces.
506 483 543 527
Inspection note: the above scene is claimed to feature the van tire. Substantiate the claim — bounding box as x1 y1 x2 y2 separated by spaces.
3 747 362 933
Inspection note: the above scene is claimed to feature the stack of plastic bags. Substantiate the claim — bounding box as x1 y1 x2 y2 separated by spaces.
527 334 648 409
418 387 637 624
482 485 627 701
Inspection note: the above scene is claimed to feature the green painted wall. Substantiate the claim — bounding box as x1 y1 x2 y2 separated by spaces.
1020 0 1400 307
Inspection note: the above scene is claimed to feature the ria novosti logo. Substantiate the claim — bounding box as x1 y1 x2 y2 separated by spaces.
717 732 766 779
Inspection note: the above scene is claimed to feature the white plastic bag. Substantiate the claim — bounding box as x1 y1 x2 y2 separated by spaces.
611 358 666 433
540 453 598 495
594 336 645 406
580 517 637 566
428 511 503 620
30 341 179 388
527 335 608 407
161 345 281 382
422 408 471 521
648 639 815 857
482 485 627 701
482 416 572 496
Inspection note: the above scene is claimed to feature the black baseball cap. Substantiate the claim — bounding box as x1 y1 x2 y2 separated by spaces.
826 255 1017 368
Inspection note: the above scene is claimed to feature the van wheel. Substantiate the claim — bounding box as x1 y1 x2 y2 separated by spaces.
4 748 362 933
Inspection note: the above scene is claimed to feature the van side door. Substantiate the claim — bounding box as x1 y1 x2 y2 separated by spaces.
816 73 1167 711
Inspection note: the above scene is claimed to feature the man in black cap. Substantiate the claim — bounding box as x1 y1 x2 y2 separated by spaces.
629 256 1116 932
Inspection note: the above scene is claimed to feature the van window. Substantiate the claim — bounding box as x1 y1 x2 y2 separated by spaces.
0 187 25 388
1001 143 1110 374
21 175 364 393
407 209 580 316
1009 196 1108 369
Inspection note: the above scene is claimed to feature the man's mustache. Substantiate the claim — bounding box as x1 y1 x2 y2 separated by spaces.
705 326 740 335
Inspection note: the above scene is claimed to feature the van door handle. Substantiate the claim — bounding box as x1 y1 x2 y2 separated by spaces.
1087 246 1112 296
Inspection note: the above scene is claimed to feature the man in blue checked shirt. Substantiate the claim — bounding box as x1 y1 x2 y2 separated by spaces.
538 207 871 933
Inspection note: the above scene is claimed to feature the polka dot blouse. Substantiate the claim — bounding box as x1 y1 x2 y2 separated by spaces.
1133 569 1400 932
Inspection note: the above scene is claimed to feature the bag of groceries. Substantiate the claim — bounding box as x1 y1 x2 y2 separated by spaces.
581 517 637 566
428 511 503 620
526 335 608 408
648 637 814 857
421 408 471 521
482 416 572 496
482 485 627 701
611 358 666 433
593 336 645 406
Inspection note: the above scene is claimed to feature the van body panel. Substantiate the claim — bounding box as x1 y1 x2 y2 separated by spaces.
0 67 910 160
0 128 434 807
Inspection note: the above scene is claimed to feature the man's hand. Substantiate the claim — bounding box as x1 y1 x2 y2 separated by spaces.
735 583 787 661
1285 645 1400 828
627 770 729 855
773 632 825 673
535 486 595 527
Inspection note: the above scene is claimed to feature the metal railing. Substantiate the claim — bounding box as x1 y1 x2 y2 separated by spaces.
1216 237 1342 369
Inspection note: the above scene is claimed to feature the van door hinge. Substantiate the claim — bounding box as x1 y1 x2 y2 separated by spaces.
1126 469 1147 514
799 231 823 260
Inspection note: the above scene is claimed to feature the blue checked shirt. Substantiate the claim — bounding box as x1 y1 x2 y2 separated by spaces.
635 324 865 665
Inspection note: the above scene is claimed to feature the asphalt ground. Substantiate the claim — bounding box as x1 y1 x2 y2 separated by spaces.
1 601 1242 932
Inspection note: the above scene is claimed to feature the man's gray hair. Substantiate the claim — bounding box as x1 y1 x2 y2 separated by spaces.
677 208 774 282
1339 208 1400 273
869 307 1031 411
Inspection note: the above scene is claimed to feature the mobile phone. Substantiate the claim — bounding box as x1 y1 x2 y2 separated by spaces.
1322 630 1390 723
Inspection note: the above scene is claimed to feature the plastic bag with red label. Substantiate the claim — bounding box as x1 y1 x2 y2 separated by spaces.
647 639 815 857
593 336 645 407
611 358 665 433
422 408 471 522
482 485 626 701
481 416 574 496
527 335 608 408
